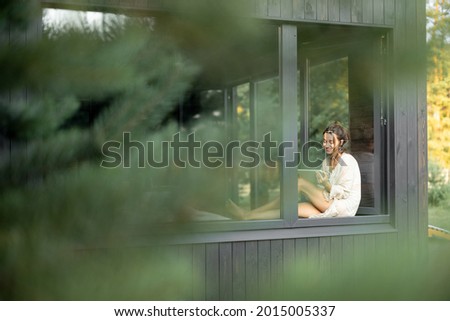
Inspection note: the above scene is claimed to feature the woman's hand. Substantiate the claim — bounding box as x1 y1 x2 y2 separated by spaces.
316 170 331 192
316 170 328 184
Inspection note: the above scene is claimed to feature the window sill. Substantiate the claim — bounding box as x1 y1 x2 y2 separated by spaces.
164 215 395 245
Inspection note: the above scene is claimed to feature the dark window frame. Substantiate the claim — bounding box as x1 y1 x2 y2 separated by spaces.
184 23 396 239
40 6 397 240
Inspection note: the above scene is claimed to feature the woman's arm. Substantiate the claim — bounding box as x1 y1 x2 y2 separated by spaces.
328 155 359 200
316 170 331 192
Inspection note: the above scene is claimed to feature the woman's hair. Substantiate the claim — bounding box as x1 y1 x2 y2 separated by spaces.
323 121 350 152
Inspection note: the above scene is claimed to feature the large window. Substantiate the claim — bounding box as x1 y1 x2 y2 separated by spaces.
177 23 282 222
230 77 281 218
298 29 389 215
181 23 391 226
43 8 391 227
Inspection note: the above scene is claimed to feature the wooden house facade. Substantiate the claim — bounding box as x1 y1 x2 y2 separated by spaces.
32 0 427 300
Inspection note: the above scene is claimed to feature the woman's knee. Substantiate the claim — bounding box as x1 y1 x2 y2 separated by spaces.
298 202 321 218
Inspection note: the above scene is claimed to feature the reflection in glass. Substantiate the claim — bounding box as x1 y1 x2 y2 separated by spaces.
308 57 349 166
306 54 375 208
229 78 281 219
235 83 252 211
234 77 281 218
254 77 280 214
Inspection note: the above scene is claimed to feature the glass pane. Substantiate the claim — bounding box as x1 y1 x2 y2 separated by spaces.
227 78 281 221
235 83 251 212
347 54 376 208
308 57 349 166
307 55 375 209
43 8 133 36
253 77 280 216
199 89 226 123
179 21 280 222
351 127 375 207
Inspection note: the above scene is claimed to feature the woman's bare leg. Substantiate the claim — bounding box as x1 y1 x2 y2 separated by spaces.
249 197 280 214
227 176 330 220
297 177 330 212
228 198 323 220
298 202 322 218
226 198 280 220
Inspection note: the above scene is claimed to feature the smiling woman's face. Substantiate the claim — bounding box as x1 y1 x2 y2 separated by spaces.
322 132 339 155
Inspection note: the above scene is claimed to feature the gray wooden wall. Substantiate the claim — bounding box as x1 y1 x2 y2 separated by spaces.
250 0 395 25
392 0 428 256
1 8 43 187
42 0 396 26
173 232 398 300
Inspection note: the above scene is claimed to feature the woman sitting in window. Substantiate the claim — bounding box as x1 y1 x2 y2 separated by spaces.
227 121 361 219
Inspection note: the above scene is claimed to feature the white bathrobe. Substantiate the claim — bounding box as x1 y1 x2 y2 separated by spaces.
311 153 361 218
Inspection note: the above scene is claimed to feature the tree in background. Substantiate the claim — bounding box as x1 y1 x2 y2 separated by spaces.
427 0 450 170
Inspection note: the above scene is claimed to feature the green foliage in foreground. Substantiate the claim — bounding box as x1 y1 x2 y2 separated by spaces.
263 242 450 301
0 164 190 300
0 1 448 301
0 0 200 300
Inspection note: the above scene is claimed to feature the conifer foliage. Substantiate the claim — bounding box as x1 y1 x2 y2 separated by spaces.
0 0 199 299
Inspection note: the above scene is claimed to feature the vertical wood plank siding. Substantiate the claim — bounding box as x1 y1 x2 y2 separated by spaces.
293 0 306 19
281 0 294 19
416 0 428 256
404 0 427 257
340 0 352 22
351 0 363 23
270 240 284 291
390 0 427 258
328 0 340 22
405 0 420 257
319 237 331 274
373 0 384 25
255 0 269 16
256 0 396 25
232 242 246 300
329 236 343 279
362 0 373 24
205 243 219 300
305 0 317 20
257 240 271 298
219 243 232 300
178 233 399 300
393 0 408 253
385 0 396 25
245 241 258 298
41 0 396 26
192 244 206 300
268 0 282 17
317 0 328 21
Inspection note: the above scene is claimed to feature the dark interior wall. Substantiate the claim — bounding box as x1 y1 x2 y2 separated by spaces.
348 41 376 207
